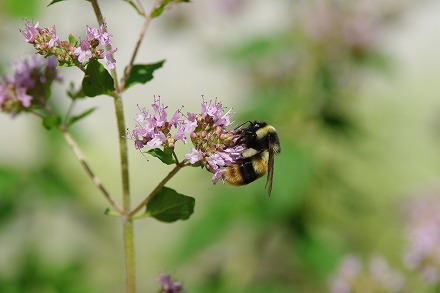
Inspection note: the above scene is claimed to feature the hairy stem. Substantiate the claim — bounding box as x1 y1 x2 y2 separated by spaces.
113 86 134 293
128 162 186 217
90 1 134 292
59 126 124 213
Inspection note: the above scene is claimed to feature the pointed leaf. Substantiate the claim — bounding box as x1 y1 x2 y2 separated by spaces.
146 187 195 223
145 148 175 165
124 60 165 90
150 0 190 17
48 0 90 6
82 60 115 97
150 0 173 18
67 108 96 127
123 0 145 16
68 33 77 46
42 115 61 130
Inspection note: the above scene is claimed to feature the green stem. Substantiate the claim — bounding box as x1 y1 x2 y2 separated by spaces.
120 0 162 91
90 1 134 292
113 92 134 293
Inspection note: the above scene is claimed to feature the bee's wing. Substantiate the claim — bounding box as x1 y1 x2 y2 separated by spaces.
265 150 275 197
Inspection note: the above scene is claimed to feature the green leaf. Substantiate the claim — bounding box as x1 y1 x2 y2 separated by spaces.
124 60 165 90
146 187 195 223
150 0 190 18
150 0 173 18
123 0 145 16
82 60 115 97
42 115 61 130
47 0 90 6
145 148 175 165
68 34 77 46
67 108 96 127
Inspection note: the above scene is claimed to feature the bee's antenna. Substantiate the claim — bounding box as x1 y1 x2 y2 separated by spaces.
234 120 252 131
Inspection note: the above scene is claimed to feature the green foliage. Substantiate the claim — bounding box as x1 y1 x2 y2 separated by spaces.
145 147 175 165
66 108 96 127
150 0 190 18
124 60 165 90
68 34 77 46
3 0 39 17
123 0 145 16
42 115 62 130
47 0 90 7
151 0 174 18
171 194 241 263
0 169 22 226
82 60 115 97
0 130 109 292
66 82 86 100
146 186 195 222
0 250 95 293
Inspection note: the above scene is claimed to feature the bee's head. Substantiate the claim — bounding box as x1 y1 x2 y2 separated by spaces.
249 121 267 131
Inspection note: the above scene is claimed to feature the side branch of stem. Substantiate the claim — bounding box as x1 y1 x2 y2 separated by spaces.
120 0 163 90
128 162 185 217
60 127 123 213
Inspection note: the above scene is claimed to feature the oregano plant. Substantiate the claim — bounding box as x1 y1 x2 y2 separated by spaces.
0 1 248 292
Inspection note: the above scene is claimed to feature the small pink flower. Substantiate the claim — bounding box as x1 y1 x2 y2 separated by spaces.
20 20 39 43
74 40 92 63
185 148 203 164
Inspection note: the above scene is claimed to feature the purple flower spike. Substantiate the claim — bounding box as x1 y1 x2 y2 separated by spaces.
0 55 60 115
156 274 184 293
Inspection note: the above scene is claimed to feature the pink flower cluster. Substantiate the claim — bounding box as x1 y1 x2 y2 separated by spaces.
156 274 184 293
132 96 185 149
330 255 405 293
403 193 440 285
20 20 116 69
0 55 59 115
131 97 244 183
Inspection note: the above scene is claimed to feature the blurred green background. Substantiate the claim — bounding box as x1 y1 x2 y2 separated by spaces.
1 0 440 292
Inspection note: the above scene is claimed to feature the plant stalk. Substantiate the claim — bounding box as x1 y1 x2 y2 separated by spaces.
90 1 135 292
113 93 135 293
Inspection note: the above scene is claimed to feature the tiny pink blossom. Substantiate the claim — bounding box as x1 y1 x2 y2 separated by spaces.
74 40 92 63
102 49 117 70
47 25 60 48
15 87 32 107
20 20 39 43
212 169 226 184
147 132 166 147
185 148 203 164
86 24 112 47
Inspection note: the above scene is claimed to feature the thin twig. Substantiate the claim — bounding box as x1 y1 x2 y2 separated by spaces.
120 0 162 91
134 0 146 15
63 99 76 125
128 162 186 217
59 126 124 213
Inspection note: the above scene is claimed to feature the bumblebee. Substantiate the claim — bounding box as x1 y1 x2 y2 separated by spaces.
223 121 281 196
